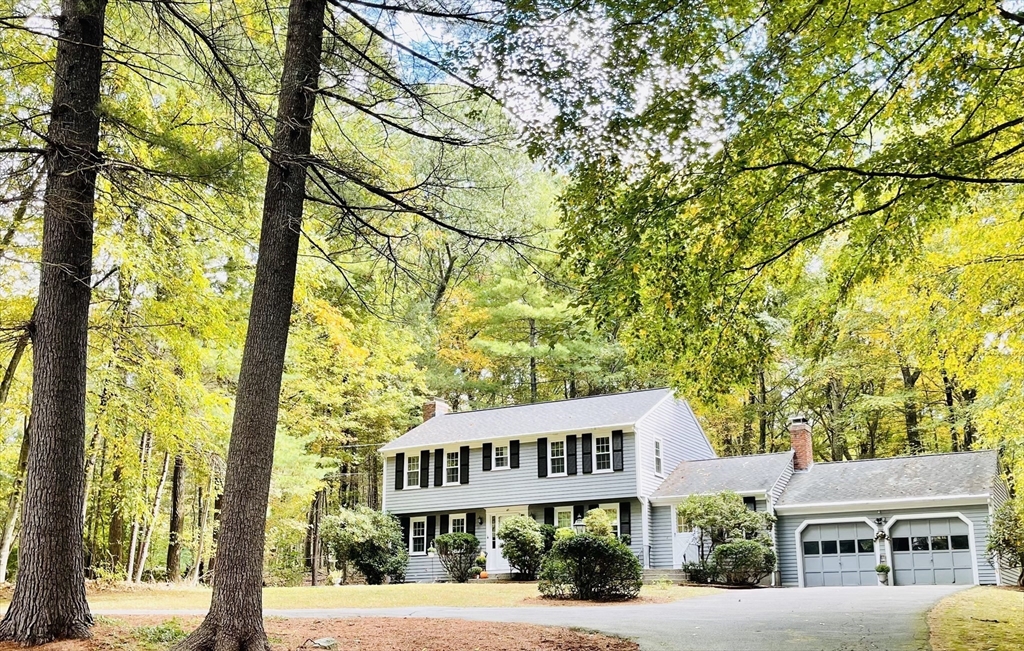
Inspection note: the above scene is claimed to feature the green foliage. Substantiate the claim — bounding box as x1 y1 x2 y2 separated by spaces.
538 533 642 601
988 499 1024 588
676 492 776 578
710 540 776 586
538 524 557 552
681 561 718 585
875 564 890 574
133 620 188 647
583 508 614 538
433 532 480 583
496 515 545 579
321 507 408 585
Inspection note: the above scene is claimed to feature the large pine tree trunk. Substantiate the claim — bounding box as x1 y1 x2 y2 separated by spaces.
166 454 186 580
174 0 325 645
0 0 106 642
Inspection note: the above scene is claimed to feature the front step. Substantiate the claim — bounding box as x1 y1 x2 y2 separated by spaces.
643 569 689 585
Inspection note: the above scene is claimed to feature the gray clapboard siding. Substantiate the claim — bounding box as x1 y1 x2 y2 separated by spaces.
635 397 717 498
777 504 997 586
403 508 486 583
650 505 675 569
385 432 639 513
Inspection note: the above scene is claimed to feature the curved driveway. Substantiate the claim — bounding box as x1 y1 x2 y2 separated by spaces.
101 585 965 651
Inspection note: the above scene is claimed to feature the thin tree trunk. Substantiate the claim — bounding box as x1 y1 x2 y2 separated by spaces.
126 433 152 581
900 365 923 453
0 170 43 263
756 368 768 453
962 388 977 450
166 455 186 580
134 453 170 583
187 474 213 586
941 369 959 451
0 419 31 583
528 318 537 403
0 0 106 641
0 331 29 409
174 0 325 646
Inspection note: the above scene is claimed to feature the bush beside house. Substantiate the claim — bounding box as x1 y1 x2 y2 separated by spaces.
496 515 545 579
320 506 408 585
676 491 776 586
433 532 480 583
538 509 642 600
988 499 1024 587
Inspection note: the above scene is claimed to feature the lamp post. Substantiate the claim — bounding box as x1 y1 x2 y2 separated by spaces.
573 517 586 534
428 545 437 581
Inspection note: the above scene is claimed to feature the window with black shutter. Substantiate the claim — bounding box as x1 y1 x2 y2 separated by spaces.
460 446 470 484
510 440 520 468
619 502 632 537
466 512 476 535
482 443 492 471
537 438 548 477
394 453 405 490
420 450 430 488
400 516 410 549
612 430 624 471
581 434 593 474
544 507 555 526
566 435 577 475
433 448 444 487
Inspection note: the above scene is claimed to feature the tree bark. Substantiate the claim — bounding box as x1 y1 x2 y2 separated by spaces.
941 369 959 451
175 0 325 645
107 465 125 571
528 318 538 403
134 452 170 583
186 474 213 586
900 365 923 453
166 454 186 580
756 368 768 453
0 0 106 641
0 419 31 583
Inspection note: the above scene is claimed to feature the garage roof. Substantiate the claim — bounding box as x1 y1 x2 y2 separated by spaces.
651 451 794 499
776 449 1000 506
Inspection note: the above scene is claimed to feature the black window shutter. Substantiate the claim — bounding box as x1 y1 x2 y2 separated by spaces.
537 438 548 477
573 505 585 522
482 443 492 471
612 430 624 471
400 516 410 548
510 440 520 468
420 450 430 488
582 434 593 474
588 503 599 512
460 446 470 484
544 507 555 526
566 435 577 475
619 502 632 537
440 514 450 534
434 448 444 487
394 453 405 490
426 515 436 548
466 512 476 536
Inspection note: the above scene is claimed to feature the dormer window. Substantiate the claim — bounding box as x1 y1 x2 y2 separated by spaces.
494 444 509 469
594 435 612 472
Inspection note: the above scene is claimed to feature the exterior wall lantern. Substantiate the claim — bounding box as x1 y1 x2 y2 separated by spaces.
573 517 586 534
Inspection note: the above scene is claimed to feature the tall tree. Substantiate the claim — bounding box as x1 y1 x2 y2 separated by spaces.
0 0 107 642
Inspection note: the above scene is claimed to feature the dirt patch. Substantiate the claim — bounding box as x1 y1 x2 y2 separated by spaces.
0 616 638 651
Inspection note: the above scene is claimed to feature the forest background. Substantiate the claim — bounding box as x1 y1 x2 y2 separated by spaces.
2 0 1023 586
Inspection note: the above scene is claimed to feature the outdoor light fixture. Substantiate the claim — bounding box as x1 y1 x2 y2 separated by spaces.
573 516 586 534
478 516 484 526
427 545 436 557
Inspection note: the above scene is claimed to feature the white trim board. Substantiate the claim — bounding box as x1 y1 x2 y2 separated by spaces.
775 494 991 515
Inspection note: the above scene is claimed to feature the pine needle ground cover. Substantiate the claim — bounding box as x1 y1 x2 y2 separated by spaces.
929 587 1024 651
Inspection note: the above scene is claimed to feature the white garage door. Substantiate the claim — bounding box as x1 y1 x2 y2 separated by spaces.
890 518 974 585
802 522 877 586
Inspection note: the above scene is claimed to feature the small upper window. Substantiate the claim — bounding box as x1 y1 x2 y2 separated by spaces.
951 535 970 550
406 455 420 488
858 539 874 553
838 539 856 554
654 439 663 475
595 436 612 471
803 540 820 556
676 510 691 533
912 537 930 551
892 537 910 552
821 540 838 555
451 517 466 533
446 451 460 484
494 445 509 469
930 535 949 551
550 440 566 475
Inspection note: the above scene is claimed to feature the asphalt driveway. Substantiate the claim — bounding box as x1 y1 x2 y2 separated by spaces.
100 584 966 651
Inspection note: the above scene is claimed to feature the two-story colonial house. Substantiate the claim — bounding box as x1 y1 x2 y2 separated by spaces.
380 388 714 581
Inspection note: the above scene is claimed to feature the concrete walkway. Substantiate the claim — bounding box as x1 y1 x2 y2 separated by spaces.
99 585 966 651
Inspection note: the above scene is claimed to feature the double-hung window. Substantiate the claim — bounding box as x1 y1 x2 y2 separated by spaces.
406 455 420 488
594 435 612 472
599 503 619 537
445 451 460 484
451 516 466 533
556 507 573 529
494 444 509 469
654 439 663 475
410 517 426 554
549 440 566 475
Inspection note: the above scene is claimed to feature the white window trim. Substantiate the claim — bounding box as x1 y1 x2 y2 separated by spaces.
444 450 461 486
492 443 511 471
593 435 613 474
654 438 664 477
405 455 420 490
450 516 466 533
555 505 573 530
410 516 427 556
599 502 620 536
548 438 567 477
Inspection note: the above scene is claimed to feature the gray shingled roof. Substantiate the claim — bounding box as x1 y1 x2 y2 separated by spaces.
651 451 794 499
776 449 1000 506
379 388 673 451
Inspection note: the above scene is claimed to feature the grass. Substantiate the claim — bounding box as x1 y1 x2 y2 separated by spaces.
0 582 718 612
929 586 1024 651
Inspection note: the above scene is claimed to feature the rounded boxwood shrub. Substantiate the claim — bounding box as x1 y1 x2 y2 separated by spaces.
710 539 776 585
433 532 480 583
538 533 642 600
496 515 545 579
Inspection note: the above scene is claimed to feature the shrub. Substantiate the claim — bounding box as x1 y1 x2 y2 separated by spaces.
496 515 545 579
539 524 557 552
475 554 488 567
433 532 480 583
711 540 776 585
539 532 642 600
321 506 408 585
583 508 614 537
682 560 718 584
988 499 1024 587
675 492 776 580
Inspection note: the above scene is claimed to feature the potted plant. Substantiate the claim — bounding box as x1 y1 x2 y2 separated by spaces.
470 566 483 579
875 563 890 585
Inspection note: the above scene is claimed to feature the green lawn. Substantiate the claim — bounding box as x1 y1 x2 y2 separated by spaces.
929 586 1024 651
1 582 717 612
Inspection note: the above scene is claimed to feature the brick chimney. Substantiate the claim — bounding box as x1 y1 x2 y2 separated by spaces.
422 399 450 422
789 416 813 471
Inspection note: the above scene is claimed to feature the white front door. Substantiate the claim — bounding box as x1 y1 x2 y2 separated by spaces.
486 506 528 573
672 505 698 568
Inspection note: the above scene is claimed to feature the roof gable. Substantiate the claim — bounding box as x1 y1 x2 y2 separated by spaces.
651 451 794 499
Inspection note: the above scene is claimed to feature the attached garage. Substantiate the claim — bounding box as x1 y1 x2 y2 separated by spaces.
800 521 878 586
889 517 975 586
